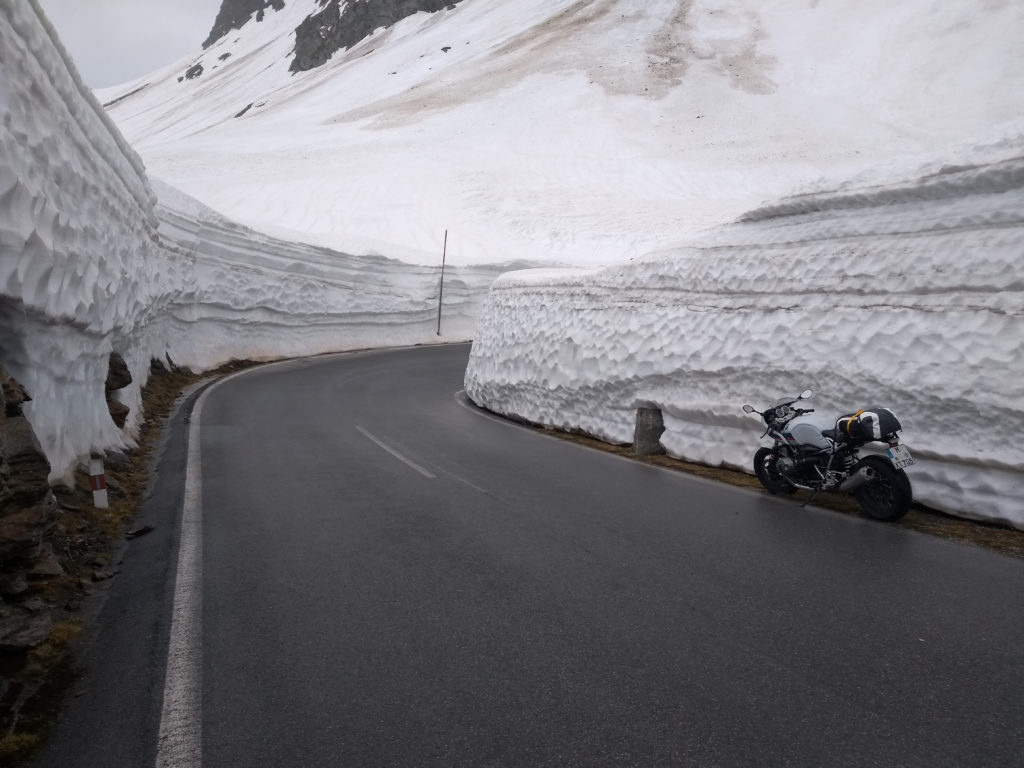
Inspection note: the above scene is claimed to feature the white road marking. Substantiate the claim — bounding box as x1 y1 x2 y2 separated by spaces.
355 425 436 478
155 384 213 768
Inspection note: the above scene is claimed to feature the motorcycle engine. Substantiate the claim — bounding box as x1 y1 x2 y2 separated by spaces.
795 456 828 483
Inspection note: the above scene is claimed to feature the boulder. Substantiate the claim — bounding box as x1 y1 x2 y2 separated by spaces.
107 399 130 429
105 352 132 392
0 504 53 563
28 544 65 580
0 611 54 652
102 451 132 470
0 574 29 598
0 370 63 612
0 366 30 416
1 416 51 505
634 407 666 456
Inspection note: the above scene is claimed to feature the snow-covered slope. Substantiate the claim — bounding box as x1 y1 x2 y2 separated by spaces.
465 149 1024 528
1 1 513 481
98 0 1024 267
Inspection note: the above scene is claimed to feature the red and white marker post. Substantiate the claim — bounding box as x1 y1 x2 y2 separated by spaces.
89 457 109 508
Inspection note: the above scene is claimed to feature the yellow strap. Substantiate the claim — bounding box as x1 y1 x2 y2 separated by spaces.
846 409 865 434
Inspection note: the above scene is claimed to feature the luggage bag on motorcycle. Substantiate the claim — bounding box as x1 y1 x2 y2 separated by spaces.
836 407 902 442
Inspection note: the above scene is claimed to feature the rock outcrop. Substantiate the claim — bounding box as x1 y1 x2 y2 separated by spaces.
203 0 285 48
105 353 132 429
0 366 60 651
291 0 465 73
0 368 55 566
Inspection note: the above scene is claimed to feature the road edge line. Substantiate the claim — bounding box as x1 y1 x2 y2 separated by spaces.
154 379 214 768
155 366 250 768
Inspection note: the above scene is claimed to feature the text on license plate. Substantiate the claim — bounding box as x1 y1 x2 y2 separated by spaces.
886 445 915 469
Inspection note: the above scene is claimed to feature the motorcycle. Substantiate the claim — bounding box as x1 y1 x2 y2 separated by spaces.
742 390 915 522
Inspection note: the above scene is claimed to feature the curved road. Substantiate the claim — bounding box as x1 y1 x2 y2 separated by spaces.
38 344 1024 767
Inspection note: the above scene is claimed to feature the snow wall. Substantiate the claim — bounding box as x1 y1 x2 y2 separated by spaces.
1 1 507 482
466 155 1024 529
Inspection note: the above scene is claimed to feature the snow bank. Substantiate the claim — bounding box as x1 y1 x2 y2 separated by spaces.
1 1 511 482
465 153 1024 528
151 177 518 374
1 0 159 480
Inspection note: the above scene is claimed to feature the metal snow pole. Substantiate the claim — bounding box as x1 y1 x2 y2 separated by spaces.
437 229 448 336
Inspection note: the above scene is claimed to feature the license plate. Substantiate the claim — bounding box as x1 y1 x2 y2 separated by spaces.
886 444 915 469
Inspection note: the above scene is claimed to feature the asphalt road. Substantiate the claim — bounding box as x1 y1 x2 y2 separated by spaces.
36 344 1024 767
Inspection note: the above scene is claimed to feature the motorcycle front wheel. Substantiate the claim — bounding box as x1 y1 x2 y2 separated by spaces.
753 447 796 495
851 455 912 521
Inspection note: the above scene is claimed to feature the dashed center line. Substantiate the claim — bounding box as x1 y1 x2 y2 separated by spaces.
355 425 436 478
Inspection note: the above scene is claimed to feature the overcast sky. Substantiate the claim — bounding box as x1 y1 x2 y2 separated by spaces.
37 0 222 88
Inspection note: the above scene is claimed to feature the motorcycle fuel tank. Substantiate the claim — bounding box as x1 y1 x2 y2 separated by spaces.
785 420 832 450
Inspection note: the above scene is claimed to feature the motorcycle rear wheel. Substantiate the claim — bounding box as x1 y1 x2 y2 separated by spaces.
851 455 912 521
754 447 796 495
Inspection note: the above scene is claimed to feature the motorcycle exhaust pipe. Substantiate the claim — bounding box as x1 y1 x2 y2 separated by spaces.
839 466 875 493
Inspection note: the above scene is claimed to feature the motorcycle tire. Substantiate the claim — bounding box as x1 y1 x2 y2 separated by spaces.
753 447 796 495
851 455 912 522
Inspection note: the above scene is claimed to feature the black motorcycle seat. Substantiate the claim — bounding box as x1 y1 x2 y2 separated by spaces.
821 428 837 440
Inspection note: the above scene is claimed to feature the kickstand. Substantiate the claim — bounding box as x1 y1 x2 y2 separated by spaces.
802 488 819 508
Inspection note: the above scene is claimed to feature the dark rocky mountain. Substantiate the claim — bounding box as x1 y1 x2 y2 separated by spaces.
203 0 467 73
291 0 464 72
203 0 285 48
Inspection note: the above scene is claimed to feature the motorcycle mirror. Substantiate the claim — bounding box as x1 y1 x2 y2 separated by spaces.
799 389 813 400
742 404 756 413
